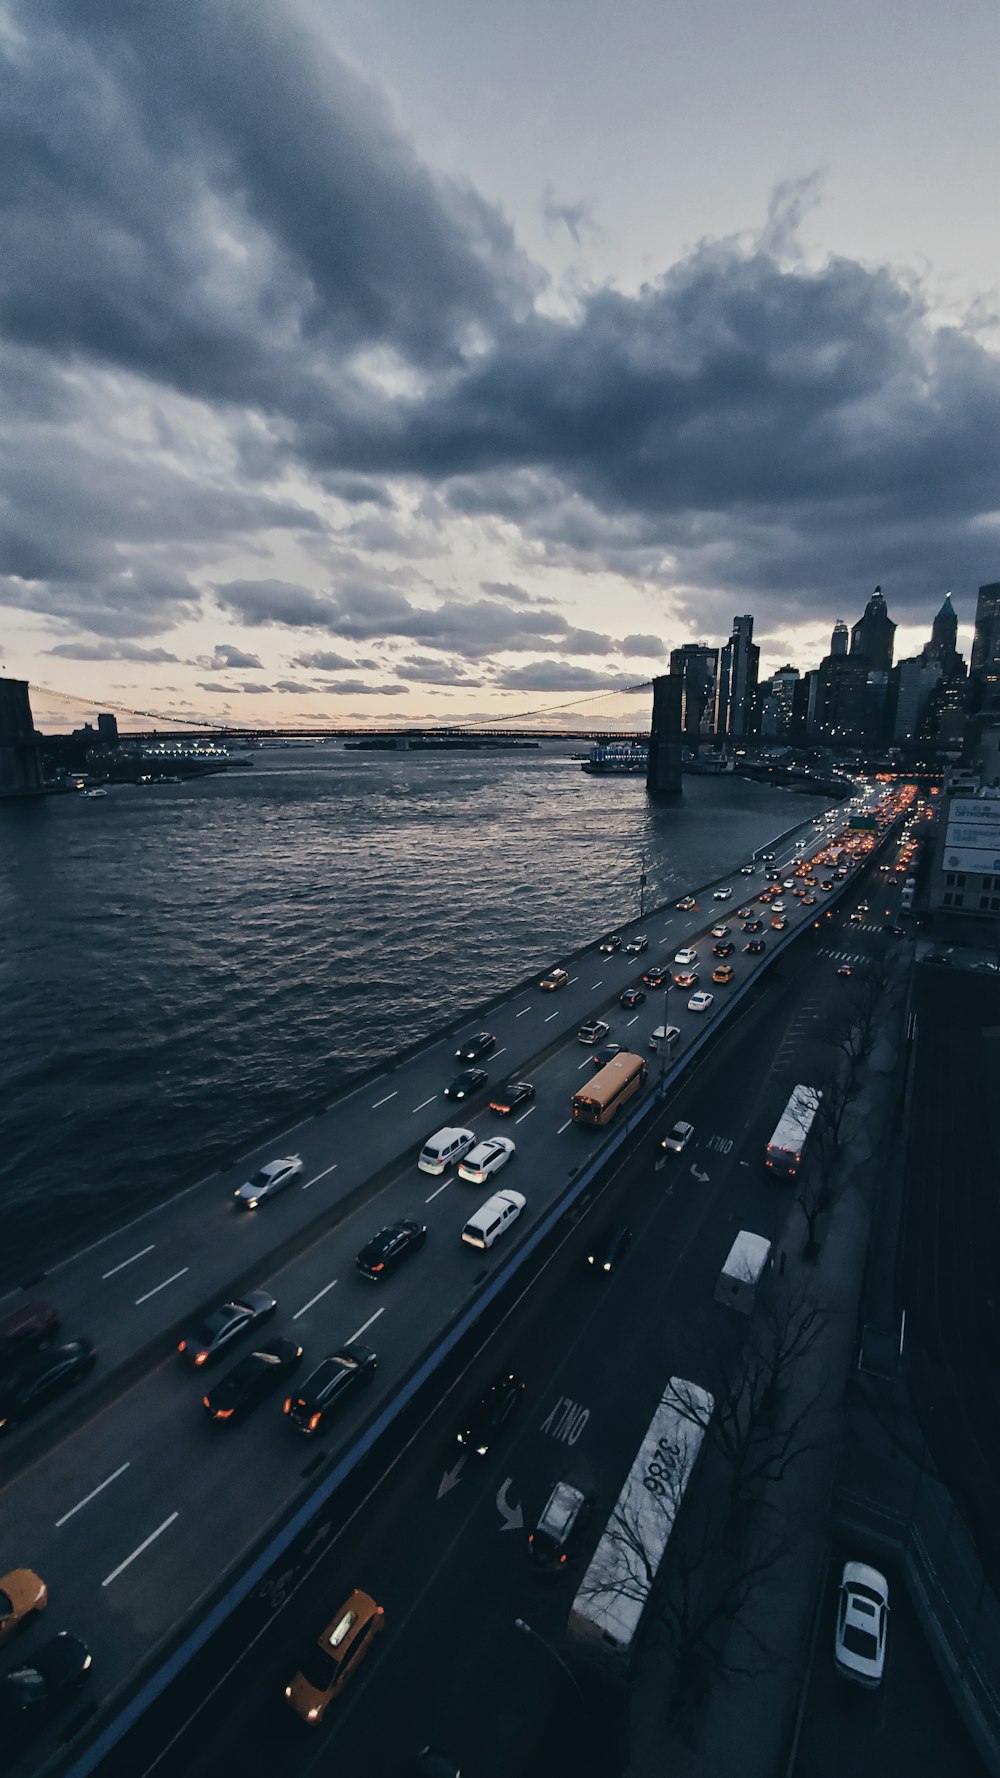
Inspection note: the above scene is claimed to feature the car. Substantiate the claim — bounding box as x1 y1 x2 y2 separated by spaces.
0 1571 47 1642
711 964 735 985
736 906 754 919
649 1024 681 1054
284 1344 378 1435
802 894 816 906
710 924 730 939
0 1304 61 1372
354 1221 428 1281
461 1189 526 1250
454 1031 496 1063
771 916 787 931
457 1137 516 1184
883 923 905 937
782 879 795 890
856 902 870 914
284 1590 384 1723
455 1371 525 1456
598 934 623 954
834 1562 889 1687
849 911 864 924
577 1021 610 1045
744 939 766 955
202 1339 304 1422
0 1632 92 1744
836 965 853 978
539 967 569 991
443 1067 489 1101
740 863 756 874
177 1291 277 1369
742 919 762 933
587 1222 632 1274
770 899 785 912
0 1339 97 1432
233 1154 303 1210
587 1043 623 1074
687 991 713 1013
673 947 698 966
673 969 698 989
625 935 649 954
675 895 697 910
761 852 775 861
712 887 733 900
660 1119 694 1153
642 965 669 988
712 941 735 958
489 1080 535 1115
619 986 646 1008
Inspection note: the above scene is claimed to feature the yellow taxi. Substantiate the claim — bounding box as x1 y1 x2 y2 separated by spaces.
711 963 735 985
0 1569 47 1640
539 968 569 991
284 1590 384 1723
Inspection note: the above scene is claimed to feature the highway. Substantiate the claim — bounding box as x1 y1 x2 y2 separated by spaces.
0 785 902 1771
124 816 911 1778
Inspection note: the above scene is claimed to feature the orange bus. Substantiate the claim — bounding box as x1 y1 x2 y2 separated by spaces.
572 1052 647 1127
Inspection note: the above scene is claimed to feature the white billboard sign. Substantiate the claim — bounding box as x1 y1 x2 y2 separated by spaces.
943 847 1000 874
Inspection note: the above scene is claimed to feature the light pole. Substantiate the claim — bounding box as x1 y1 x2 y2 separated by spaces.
658 984 671 1099
639 851 647 921
513 1617 592 1768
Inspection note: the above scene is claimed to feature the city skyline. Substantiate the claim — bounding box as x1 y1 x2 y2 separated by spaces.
1 2 999 727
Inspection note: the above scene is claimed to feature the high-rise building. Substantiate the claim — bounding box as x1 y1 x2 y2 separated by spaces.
718 614 759 739
97 712 119 745
891 657 942 744
971 583 1000 706
850 586 896 671
808 654 869 748
830 619 849 657
759 665 799 740
668 643 720 743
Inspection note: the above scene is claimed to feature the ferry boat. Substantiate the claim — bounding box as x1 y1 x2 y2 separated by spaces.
580 742 649 775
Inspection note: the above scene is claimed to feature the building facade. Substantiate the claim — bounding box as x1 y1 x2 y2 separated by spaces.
928 788 1000 921
668 643 720 743
718 614 759 739
850 586 896 672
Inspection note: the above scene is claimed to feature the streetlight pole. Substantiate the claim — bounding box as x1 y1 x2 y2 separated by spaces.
513 1618 592 1771
639 851 647 921
658 984 670 1098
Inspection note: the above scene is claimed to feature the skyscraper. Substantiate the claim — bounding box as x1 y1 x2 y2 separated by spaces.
668 643 720 743
830 619 849 657
971 583 1000 692
850 586 896 671
718 614 759 739
928 593 958 661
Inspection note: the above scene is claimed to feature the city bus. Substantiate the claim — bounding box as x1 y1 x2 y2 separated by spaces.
764 1083 822 1177
567 1377 714 1666
571 1052 647 1127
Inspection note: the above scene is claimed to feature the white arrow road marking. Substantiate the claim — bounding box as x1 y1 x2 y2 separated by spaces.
437 1457 465 1499
496 1478 523 1531
690 1163 710 1183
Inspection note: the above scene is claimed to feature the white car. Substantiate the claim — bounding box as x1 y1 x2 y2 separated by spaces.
457 1137 516 1185
712 887 733 900
770 899 785 912
673 947 698 967
461 1189 526 1251
233 1155 303 1210
710 924 730 939
625 934 649 954
834 1562 889 1687
740 864 756 875
687 991 714 1013
660 1119 694 1153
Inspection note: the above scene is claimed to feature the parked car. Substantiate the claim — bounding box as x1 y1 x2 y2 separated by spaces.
834 1562 889 1687
455 1372 525 1456
233 1154 303 1210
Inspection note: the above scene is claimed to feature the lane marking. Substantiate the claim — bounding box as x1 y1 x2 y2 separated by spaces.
626 1015 639 1027
493 1047 507 1059
544 1011 559 1022
102 1245 155 1281
515 1007 532 1017
56 1463 130 1529
557 1119 572 1133
514 1106 536 1124
293 1278 339 1320
424 1180 451 1203
346 1307 385 1345
135 1267 188 1307
590 980 603 988
411 1095 437 1112
302 1161 338 1191
372 1092 398 1109
577 1059 591 1070
567 977 579 984
102 1513 179 1588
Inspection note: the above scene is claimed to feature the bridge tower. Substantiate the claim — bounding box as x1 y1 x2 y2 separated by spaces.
0 678 44 798
646 673 683 798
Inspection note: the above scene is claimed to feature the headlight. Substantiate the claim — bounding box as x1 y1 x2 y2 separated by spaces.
476 1444 489 1455
82 1653 92 1670
307 1707 319 1720
247 1199 258 1209
284 1686 292 1698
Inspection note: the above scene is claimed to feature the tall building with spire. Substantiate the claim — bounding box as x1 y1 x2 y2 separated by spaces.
830 619 849 657
850 586 896 671
927 593 958 662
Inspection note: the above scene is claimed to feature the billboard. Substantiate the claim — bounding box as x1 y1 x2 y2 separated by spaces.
943 800 1000 874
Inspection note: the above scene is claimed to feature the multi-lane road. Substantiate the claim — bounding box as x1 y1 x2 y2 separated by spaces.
1 784 904 1772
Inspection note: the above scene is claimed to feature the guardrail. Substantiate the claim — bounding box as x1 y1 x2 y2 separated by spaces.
64 805 882 1778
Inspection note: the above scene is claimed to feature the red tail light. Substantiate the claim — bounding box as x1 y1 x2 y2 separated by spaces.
308 1412 321 1431
194 1351 208 1367
178 1340 187 1353
215 1407 234 1420
283 1398 291 1413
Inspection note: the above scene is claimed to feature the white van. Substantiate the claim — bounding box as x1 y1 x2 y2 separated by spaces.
648 1025 681 1055
418 1127 476 1176
461 1189 526 1250
714 1230 772 1315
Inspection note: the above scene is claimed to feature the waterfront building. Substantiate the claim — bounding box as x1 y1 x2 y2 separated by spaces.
0 677 44 797
718 615 759 739
668 644 720 743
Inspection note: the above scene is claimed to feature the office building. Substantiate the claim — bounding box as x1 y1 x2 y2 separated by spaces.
718 614 759 739
850 586 896 672
971 583 1000 708
758 665 799 741
830 619 849 658
668 643 720 743
808 653 868 747
891 657 942 745
929 788 1000 921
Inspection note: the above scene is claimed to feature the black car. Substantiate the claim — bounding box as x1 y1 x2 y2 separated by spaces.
443 1068 489 1102
454 1031 496 1063
742 919 762 933
201 1339 303 1423
619 987 646 1008
590 1043 623 1070
744 939 766 955
587 1222 632 1274
0 1339 96 1433
455 1371 525 1457
712 941 735 958
355 1221 428 1280
489 1081 536 1115
598 934 623 954
641 966 668 988
177 1289 277 1369
0 1633 92 1745
284 1343 378 1434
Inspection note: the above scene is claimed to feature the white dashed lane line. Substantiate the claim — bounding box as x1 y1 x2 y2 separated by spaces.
293 1278 339 1321
371 1091 398 1110
346 1307 385 1345
515 1106 536 1124
515 1007 531 1018
56 1463 131 1529
102 1244 155 1281
302 1162 338 1190
102 1512 179 1588
590 980 603 988
424 1179 451 1203
557 1119 572 1134
544 1012 559 1022
411 1096 437 1113
134 1268 188 1307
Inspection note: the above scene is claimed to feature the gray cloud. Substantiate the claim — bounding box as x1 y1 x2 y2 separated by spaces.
393 655 485 686
492 661 642 692
317 679 408 696
290 650 365 671
202 644 264 670
45 640 180 662
272 679 315 693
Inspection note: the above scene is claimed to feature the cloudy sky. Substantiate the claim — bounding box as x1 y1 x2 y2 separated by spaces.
2 0 999 730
